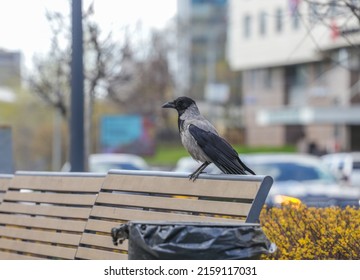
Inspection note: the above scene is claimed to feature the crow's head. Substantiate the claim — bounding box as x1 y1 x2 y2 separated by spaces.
162 96 196 115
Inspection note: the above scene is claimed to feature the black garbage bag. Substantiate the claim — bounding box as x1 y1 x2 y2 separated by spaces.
111 221 274 260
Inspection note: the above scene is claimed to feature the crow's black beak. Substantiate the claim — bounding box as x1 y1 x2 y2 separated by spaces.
162 101 175 109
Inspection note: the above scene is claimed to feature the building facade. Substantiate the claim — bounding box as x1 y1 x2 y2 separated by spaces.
227 0 360 151
0 49 22 103
0 49 21 87
177 0 242 104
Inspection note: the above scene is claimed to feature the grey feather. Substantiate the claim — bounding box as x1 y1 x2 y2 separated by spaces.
162 96 255 181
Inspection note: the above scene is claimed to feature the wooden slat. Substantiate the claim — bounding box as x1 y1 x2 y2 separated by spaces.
85 215 243 236
0 184 8 191
9 175 103 192
96 192 251 217
0 214 86 232
80 233 126 250
0 239 76 259
76 246 127 260
0 251 43 260
83 219 124 234
0 177 11 191
0 202 91 219
4 191 97 206
0 226 81 245
102 174 260 199
90 205 245 225
0 172 106 260
0 176 11 204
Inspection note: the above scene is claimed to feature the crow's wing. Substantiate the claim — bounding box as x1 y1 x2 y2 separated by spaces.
189 124 255 175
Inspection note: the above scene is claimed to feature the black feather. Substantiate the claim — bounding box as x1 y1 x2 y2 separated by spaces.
189 124 255 175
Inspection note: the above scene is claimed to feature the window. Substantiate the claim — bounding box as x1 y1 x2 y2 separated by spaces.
294 65 308 87
259 11 266 36
292 9 300 30
243 14 251 38
275 8 283 33
249 69 259 89
264 68 273 88
314 62 326 84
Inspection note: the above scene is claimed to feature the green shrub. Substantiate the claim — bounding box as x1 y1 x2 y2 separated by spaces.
260 205 360 260
146 144 296 166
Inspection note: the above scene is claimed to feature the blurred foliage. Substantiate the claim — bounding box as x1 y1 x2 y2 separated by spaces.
260 205 360 260
145 144 296 166
0 90 59 170
235 145 296 154
144 144 189 166
0 89 123 171
29 5 175 119
26 5 175 169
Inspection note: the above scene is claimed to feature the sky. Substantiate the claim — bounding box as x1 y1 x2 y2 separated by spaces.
0 0 177 71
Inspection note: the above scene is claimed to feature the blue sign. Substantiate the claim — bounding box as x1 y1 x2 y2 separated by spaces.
100 115 155 155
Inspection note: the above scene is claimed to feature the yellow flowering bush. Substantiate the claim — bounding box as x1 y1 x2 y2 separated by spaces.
260 205 360 259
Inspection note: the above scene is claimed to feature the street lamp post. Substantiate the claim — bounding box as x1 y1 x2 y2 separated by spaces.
70 0 85 172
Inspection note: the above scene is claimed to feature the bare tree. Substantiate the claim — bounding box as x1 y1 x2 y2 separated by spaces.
302 0 360 41
28 3 112 119
29 10 71 119
105 28 174 114
301 0 360 103
28 4 175 168
28 4 113 169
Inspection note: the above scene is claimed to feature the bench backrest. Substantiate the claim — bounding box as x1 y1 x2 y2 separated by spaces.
0 175 12 204
75 170 272 260
0 171 105 259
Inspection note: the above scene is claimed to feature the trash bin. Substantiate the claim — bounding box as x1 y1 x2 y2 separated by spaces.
111 221 274 260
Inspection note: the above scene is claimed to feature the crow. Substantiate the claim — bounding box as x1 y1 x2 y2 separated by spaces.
162 96 255 181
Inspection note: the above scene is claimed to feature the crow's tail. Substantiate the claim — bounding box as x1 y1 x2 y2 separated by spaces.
238 158 256 175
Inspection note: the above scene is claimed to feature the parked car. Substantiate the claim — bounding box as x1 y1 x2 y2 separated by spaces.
321 152 360 188
173 156 220 174
88 153 149 173
172 153 360 208
242 154 360 208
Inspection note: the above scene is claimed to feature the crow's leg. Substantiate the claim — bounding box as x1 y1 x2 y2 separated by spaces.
189 162 210 182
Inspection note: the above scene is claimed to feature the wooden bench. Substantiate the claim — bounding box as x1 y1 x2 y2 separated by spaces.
0 171 105 259
0 174 12 204
0 170 272 259
75 170 273 260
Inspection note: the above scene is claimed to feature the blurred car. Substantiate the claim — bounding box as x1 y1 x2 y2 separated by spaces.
242 154 360 208
173 156 220 174
88 153 149 173
321 152 360 188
